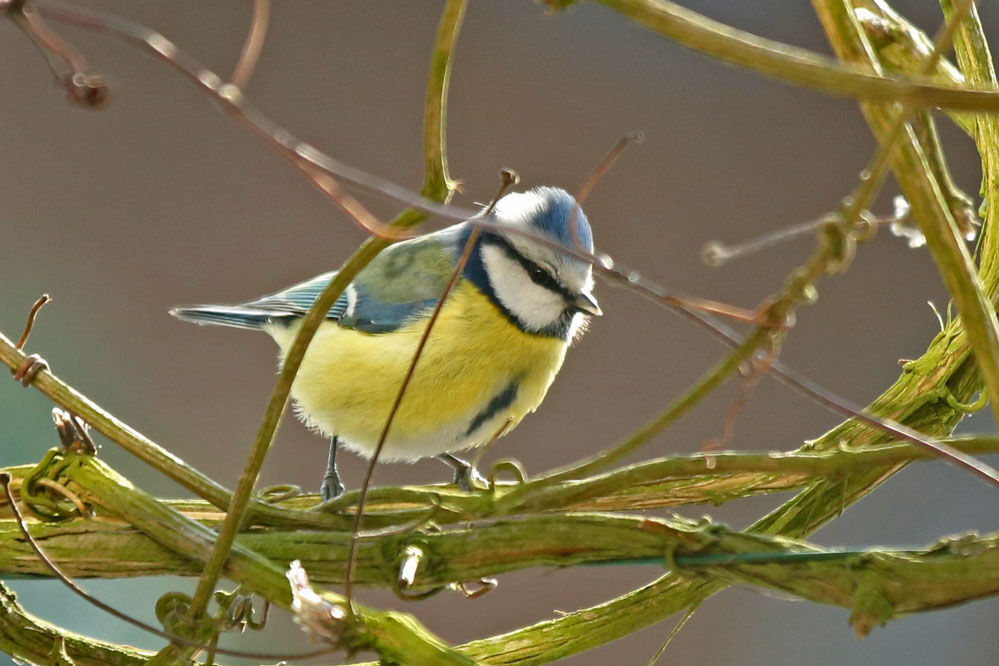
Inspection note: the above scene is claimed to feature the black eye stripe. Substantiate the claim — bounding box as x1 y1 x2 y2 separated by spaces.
485 235 570 298
471 232 578 339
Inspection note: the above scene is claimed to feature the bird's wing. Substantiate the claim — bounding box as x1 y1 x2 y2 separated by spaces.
248 228 464 333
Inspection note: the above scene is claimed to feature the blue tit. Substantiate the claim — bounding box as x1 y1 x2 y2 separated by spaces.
171 186 601 499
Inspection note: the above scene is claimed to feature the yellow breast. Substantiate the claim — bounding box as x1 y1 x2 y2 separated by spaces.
267 281 568 461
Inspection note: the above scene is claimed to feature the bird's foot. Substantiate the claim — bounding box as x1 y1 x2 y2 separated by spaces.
438 454 486 492
454 465 487 492
320 474 345 501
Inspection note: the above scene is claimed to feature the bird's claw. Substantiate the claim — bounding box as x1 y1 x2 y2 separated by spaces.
452 462 486 492
320 475 345 501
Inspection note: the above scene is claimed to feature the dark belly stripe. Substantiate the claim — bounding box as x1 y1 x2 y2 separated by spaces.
465 383 518 437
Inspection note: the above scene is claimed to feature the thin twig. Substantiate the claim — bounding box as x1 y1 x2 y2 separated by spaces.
293 160 411 240
566 131 640 255
17 3 85 71
576 132 643 205
645 606 696 666
701 209 908 267
230 0 269 89
12 2 109 107
15 294 49 350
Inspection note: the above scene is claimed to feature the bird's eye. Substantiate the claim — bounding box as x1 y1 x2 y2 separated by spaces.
525 262 558 290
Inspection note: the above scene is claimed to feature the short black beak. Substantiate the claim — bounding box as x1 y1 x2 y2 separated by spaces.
569 291 602 317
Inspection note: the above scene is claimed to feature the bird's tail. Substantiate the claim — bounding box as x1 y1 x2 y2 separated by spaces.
169 305 280 330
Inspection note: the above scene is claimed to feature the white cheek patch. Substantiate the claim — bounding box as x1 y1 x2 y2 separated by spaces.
481 244 565 332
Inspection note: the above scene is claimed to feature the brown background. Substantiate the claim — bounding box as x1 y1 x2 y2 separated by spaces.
2 2 998 664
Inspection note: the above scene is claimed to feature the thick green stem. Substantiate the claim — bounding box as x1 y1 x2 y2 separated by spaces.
5 435 999 536
812 0 999 433
7 494 999 628
0 582 169 666
422 0 466 202
549 0 999 111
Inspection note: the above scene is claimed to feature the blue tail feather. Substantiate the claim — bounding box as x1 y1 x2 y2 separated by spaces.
169 305 286 330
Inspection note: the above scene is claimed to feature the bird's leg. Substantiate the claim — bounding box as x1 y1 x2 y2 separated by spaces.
437 453 485 492
320 437 345 500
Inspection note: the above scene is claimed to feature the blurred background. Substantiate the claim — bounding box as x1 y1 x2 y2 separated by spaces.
2 1 998 664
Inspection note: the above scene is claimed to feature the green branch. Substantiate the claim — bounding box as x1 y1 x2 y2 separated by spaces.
5 435 999 536
548 0 999 111
489 436 999 514
812 0 999 432
0 582 168 666
854 1 976 135
852 1 978 229
321 435 999 519
940 0 999 293
697 532 999 637
422 0 466 201
7 485 999 632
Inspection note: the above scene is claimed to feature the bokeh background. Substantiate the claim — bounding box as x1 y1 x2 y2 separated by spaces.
2 1 999 664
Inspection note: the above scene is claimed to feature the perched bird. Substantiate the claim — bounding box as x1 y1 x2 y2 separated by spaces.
171 186 601 499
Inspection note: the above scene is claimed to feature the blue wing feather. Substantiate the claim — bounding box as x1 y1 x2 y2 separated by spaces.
246 271 350 318
196 226 466 334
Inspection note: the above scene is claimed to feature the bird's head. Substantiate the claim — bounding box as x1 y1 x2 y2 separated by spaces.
474 186 601 340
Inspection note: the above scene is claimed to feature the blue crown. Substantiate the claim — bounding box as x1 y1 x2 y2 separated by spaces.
525 186 594 253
